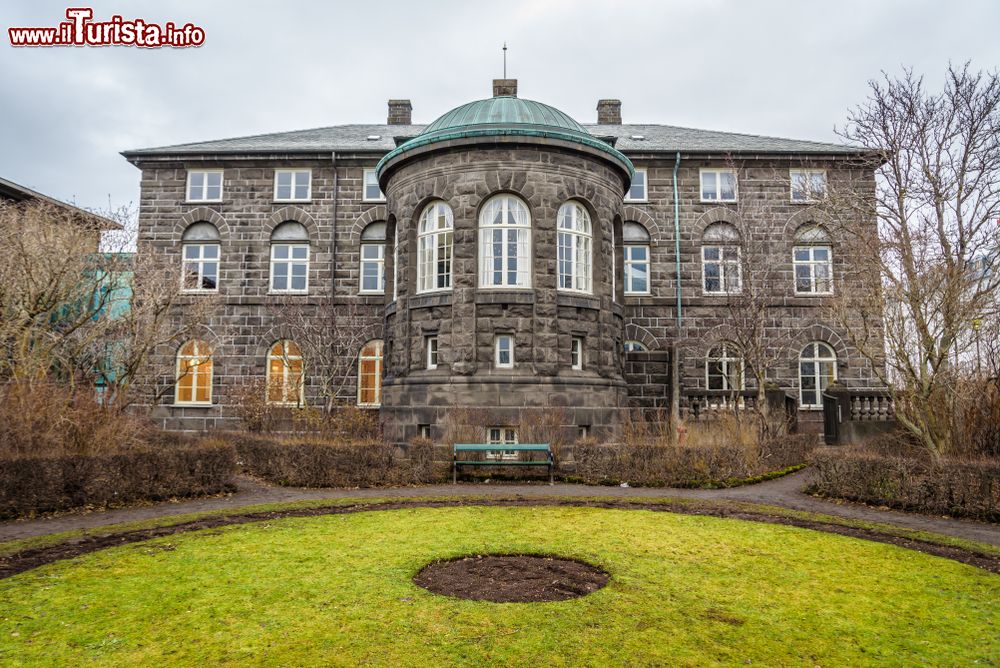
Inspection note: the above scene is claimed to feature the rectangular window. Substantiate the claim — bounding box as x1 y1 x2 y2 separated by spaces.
486 426 518 461
363 168 385 202
625 168 647 202
359 243 385 294
793 246 833 294
426 336 438 370
700 169 738 202
624 245 650 294
270 243 310 293
181 243 219 292
186 170 223 202
571 337 584 370
274 169 311 201
578 425 590 439
790 169 827 202
702 246 741 294
419 424 431 439
495 334 514 369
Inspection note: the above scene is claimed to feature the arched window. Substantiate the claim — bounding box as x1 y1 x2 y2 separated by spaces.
357 340 383 407
175 340 213 405
623 222 650 295
479 195 531 288
417 201 454 293
799 342 837 408
557 201 592 293
793 224 833 295
706 342 744 391
701 222 741 294
266 340 304 405
624 340 647 352
270 222 310 293
181 222 220 292
359 222 386 294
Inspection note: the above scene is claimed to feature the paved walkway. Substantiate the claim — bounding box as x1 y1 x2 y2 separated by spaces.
2 470 998 546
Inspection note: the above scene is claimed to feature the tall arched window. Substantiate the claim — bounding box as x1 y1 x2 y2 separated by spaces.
793 224 833 295
266 340 304 405
701 222 741 294
557 201 592 293
479 195 531 288
357 340 383 407
799 342 837 408
359 222 386 294
270 221 310 293
175 340 213 405
623 222 651 295
181 222 220 292
706 342 744 391
417 201 454 293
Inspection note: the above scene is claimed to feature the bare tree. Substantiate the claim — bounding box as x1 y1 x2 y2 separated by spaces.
822 63 1000 458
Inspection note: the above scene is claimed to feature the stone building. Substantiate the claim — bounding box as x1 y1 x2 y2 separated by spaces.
123 79 881 440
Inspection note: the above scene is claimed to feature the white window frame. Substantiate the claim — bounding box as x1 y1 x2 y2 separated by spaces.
790 169 828 203
359 243 385 294
700 168 738 203
174 340 213 406
625 168 647 202
557 201 593 294
793 245 834 295
181 242 220 293
624 244 650 295
571 337 584 370
701 245 742 294
363 168 385 202
799 342 838 409
426 336 438 370
486 426 518 461
495 334 514 369
265 340 305 406
269 243 310 294
417 201 454 293
273 169 312 202
357 340 383 408
706 342 745 391
186 170 224 203
479 195 532 289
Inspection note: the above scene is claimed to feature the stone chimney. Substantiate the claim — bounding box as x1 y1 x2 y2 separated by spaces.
597 99 622 125
492 79 518 98
387 99 412 125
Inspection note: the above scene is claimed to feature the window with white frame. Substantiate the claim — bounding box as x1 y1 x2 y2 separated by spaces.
486 426 518 460
175 340 213 405
392 224 399 301
186 170 223 202
790 169 827 202
571 337 584 370
359 222 386 294
479 194 531 288
700 168 738 203
426 336 438 370
266 340 304 406
624 340 647 352
706 343 744 391
495 334 514 369
363 169 385 202
625 168 647 201
269 221 310 293
799 342 837 408
357 340 383 407
557 201 592 293
180 222 220 292
274 169 311 202
623 222 650 295
793 225 833 294
417 201 454 292
701 222 741 294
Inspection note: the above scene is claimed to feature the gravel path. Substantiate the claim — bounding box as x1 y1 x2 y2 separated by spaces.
2 469 997 546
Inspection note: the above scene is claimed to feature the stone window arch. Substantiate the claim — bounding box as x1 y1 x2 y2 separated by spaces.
357 340 384 408
479 194 531 288
557 201 592 293
417 201 454 293
180 222 220 292
799 342 837 408
360 222 386 294
175 340 213 405
266 340 304 406
269 222 310 293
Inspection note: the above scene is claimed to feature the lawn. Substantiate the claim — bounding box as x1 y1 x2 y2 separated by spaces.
0 506 996 666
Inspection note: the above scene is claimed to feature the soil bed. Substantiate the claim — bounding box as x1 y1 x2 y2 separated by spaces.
413 554 609 602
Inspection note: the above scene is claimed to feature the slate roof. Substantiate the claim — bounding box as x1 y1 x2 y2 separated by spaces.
0 176 120 229
122 122 862 159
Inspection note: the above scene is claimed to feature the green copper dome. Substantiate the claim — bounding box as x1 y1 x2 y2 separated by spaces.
376 96 634 179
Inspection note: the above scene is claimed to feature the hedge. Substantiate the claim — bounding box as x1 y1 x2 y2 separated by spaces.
808 447 1000 522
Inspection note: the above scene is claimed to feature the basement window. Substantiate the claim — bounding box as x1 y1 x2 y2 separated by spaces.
486 426 518 461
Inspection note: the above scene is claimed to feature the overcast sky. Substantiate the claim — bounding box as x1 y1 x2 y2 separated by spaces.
2 0 998 215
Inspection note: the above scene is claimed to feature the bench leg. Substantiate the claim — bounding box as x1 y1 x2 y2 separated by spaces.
453 460 457 485
549 462 554 486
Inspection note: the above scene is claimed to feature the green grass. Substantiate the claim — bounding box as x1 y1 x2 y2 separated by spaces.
0 507 997 666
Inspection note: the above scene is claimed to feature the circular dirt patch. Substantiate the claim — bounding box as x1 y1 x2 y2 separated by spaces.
413 554 609 602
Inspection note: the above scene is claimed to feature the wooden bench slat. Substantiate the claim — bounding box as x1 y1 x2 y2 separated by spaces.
452 442 554 485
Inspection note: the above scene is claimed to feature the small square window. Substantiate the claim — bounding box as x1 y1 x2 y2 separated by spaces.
495 334 514 369
700 169 738 202
790 169 827 202
426 336 438 370
274 169 311 201
578 425 590 439
363 169 385 202
419 424 431 439
187 170 223 202
571 337 584 370
625 168 647 202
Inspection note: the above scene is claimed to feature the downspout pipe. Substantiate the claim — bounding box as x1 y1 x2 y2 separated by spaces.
670 151 682 442
673 151 682 326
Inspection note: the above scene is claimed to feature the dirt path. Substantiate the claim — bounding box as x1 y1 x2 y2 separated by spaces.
1 469 997 547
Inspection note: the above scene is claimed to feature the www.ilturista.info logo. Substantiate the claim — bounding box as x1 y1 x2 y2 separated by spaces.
8 8 205 48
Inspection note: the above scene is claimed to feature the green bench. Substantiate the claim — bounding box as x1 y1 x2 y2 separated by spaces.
452 443 554 485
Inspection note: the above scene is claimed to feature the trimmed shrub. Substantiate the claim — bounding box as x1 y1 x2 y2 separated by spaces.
809 447 1000 521
0 441 237 518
